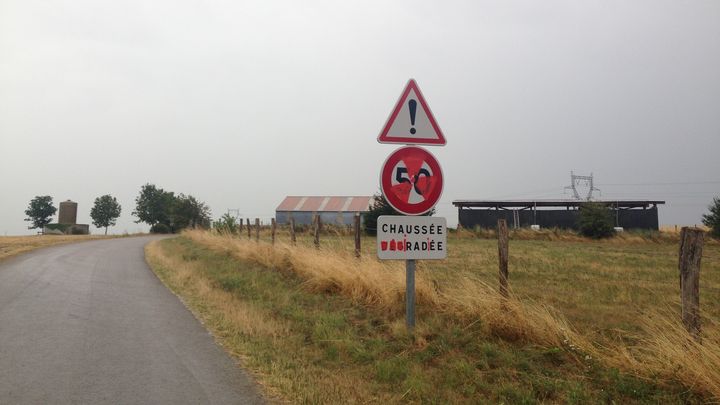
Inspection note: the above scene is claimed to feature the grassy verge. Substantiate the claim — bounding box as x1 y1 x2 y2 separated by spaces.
0 234 127 261
146 234 710 403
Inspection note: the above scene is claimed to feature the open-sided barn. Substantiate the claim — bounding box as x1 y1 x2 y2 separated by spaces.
275 196 372 226
453 199 664 230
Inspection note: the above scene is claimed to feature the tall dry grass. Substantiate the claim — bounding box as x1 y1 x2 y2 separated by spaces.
183 229 720 400
185 231 589 353
453 225 719 245
599 312 720 399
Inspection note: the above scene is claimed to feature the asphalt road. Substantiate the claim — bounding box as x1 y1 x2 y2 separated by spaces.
0 236 264 404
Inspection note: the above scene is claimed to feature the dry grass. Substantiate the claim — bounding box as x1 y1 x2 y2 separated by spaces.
454 225 715 245
179 229 720 400
146 238 407 403
0 234 118 261
185 230 428 314
185 230 579 347
145 241 290 339
610 313 720 400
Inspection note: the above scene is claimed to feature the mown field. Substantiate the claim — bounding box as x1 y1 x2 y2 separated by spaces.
0 234 117 261
146 228 720 404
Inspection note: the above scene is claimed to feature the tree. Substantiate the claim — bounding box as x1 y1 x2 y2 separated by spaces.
363 192 434 235
702 196 720 238
132 184 175 231
90 195 122 235
577 202 615 239
171 194 211 231
133 184 212 233
25 196 57 231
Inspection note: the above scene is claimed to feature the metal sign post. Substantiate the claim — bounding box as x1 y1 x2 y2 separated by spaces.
376 78 447 330
406 259 416 328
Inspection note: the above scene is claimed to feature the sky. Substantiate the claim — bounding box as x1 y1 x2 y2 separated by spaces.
1 0 719 235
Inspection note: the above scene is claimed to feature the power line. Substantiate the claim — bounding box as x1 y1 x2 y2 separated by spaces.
598 180 720 186
482 187 565 200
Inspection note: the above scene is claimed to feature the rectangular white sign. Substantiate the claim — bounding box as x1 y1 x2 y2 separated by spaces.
377 216 447 260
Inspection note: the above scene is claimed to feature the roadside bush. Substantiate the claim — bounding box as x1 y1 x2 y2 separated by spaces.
213 214 239 234
577 202 615 239
150 223 171 234
702 197 720 238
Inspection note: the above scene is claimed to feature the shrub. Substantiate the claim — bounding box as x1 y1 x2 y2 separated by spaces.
213 214 239 234
150 223 172 234
702 197 720 238
577 202 615 239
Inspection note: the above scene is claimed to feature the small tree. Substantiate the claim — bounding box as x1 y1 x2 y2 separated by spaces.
213 213 238 234
25 196 57 231
577 202 615 239
702 196 720 238
363 192 434 235
90 195 122 235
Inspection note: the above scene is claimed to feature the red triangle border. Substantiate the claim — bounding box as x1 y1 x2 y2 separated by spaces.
377 79 446 146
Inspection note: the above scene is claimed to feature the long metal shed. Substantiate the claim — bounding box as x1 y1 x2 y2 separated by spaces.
452 199 665 230
275 196 372 226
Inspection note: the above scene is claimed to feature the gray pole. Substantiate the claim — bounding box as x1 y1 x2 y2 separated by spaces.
406 259 416 329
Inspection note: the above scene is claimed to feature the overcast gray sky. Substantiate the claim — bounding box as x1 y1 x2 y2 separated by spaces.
1 0 719 235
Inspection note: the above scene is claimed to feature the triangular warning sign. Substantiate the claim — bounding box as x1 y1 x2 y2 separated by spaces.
378 79 446 146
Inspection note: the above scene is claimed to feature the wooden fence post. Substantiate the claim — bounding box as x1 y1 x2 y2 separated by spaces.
354 213 361 258
314 214 321 249
497 219 509 298
255 218 260 242
271 218 276 245
246 218 251 239
290 218 296 246
238 218 243 232
679 227 705 340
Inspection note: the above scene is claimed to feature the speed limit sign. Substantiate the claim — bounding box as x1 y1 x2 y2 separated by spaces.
380 146 443 216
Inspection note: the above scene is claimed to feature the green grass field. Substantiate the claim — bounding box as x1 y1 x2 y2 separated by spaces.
146 229 719 403
442 237 720 337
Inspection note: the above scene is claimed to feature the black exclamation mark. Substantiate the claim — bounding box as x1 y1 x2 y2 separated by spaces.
408 99 417 134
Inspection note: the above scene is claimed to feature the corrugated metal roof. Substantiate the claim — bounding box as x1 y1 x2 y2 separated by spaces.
276 196 372 212
298 197 325 211
276 196 303 211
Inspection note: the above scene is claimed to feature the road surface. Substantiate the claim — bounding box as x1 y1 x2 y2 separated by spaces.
0 236 264 404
